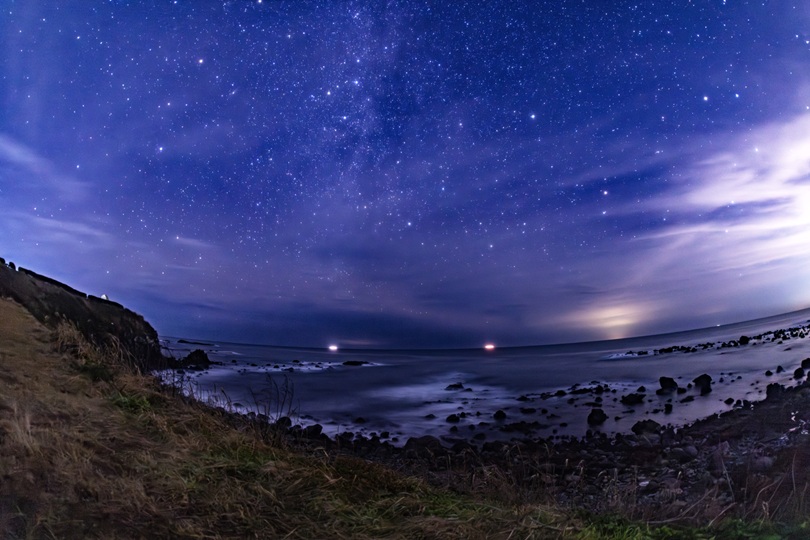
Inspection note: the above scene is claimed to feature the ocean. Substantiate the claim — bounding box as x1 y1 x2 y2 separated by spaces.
161 307 810 444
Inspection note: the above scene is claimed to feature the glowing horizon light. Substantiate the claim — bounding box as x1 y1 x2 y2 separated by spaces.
328 344 338 351
484 343 496 350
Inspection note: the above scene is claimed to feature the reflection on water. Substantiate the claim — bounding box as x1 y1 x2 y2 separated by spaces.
161 307 810 442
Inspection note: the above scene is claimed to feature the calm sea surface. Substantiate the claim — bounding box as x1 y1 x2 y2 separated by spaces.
162 308 810 443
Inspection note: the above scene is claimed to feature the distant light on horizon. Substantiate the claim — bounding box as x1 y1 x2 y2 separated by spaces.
3 2 809 349
570 304 648 341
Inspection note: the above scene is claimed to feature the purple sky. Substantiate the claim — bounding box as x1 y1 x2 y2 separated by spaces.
2 1 810 348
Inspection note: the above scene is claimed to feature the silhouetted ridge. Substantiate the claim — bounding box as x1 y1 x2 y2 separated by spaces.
18 266 88 298
0 258 165 370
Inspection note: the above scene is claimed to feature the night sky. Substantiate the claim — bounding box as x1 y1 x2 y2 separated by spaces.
2 1 810 348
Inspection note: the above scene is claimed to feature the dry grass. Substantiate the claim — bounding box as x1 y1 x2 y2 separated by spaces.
3 295 806 539
0 298 576 539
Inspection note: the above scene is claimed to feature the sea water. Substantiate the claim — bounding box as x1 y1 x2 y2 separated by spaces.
161 308 810 443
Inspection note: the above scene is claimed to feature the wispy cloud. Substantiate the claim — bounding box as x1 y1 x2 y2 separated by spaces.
2 212 114 252
565 113 810 338
0 134 89 201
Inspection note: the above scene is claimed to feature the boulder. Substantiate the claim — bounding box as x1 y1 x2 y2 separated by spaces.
620 393 646 406
179 349 212 370
631 419 661 435
493 409 507 421
658 377 678 392
752 456 775 472
692 373 713 395
342 360 369 366
404 435 445 457
587 408 608 425
794 367 805 380
802 358 810 370
766 383 785 399
669 447 695 463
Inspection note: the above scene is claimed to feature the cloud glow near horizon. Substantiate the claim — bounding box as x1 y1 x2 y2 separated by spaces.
2 2 810 347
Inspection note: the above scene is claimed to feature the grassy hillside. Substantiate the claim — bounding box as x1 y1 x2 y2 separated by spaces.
1 288 806 538
0 297 579 538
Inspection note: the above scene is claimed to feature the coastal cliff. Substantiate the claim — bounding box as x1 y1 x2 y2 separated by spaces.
0 257 164 370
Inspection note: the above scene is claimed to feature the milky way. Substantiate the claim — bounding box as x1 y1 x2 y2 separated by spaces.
2 2 810 347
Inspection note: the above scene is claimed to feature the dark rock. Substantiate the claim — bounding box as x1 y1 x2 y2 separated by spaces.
500 421 541 433
446 414 460 423
632 419 661 435
493 409 507 421
693 373 713 395
587 408 608 425
765 370 773 376
445 382 465 390
180 349 212 370
275 416 292 429
724 397 734 405
342 360 369 366
664 403 673 414
680 396 695 403
620 393 646 406
753 456 775 471
303 424 323 438
451 440 475 453
404 435 444 457
766 383 784 398
669 447 694 463
776 365 785 373
802 358 810 370
354 417 366 424
794 367 805 380
178 339 213 346
658 376 679 392
739 335 750 345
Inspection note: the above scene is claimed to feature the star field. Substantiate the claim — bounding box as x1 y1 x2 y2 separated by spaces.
2 1 810 347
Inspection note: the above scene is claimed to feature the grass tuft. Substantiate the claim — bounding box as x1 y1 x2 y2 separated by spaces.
3 298 810 538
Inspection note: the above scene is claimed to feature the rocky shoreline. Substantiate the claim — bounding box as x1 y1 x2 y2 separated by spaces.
154 332 810 523
166 324 810 523
243 373 810 523
5 257 810 525
166 314 810 446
